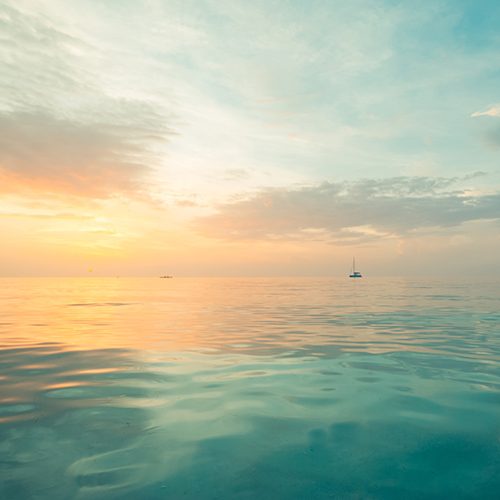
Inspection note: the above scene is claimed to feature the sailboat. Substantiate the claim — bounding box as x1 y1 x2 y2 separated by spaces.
349 257 362 278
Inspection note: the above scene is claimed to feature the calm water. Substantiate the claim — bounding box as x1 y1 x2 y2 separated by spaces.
0 277 499 499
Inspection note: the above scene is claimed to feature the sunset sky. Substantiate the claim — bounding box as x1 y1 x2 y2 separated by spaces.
1 0 499 276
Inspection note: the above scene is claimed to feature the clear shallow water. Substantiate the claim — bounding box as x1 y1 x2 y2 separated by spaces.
0 277 499 499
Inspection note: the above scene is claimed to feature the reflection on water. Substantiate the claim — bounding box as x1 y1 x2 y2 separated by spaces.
0 278 499 499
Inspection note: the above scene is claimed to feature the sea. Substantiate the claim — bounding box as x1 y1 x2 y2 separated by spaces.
0 277 499 499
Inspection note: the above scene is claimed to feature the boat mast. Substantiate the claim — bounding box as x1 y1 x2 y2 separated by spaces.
352 256 355 273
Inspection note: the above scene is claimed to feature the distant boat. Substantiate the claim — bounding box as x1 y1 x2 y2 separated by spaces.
160 275 173 278
349 257 362 278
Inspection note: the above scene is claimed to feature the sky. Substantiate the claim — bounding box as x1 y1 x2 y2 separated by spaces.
0 0 499 276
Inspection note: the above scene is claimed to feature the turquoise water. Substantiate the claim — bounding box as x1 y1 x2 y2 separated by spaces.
0 277 499 499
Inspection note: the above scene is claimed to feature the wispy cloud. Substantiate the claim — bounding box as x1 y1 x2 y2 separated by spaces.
0 211 93 221
471 105 500 118
0 2 174 199
0 109 171 197
471 105 500 149
196 176 500 242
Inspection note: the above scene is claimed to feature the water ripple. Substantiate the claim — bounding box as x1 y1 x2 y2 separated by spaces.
0 277 498 499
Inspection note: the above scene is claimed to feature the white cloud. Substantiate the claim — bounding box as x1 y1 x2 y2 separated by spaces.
471 105 500 118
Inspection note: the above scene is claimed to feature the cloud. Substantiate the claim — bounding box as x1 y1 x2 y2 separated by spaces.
0 2 87 112
196 176 500 242
176 199 199 208
471 105 500 118
0 2 174 198
0 109 169 197
0 211 92 220
471 106 500 149
223 169 251 181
